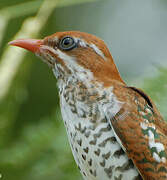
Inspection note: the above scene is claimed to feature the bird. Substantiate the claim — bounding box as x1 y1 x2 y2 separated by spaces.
9 31 167 180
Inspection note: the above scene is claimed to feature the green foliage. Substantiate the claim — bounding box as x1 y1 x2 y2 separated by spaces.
57 0 98 7
0 0 100 179
0 0 166 180
0 0 98 18
142 67 167 120
0 55 81 179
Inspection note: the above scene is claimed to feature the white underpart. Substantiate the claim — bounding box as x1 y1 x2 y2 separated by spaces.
53 63 61 78
101 91 124 120
60 83 138 180
56 49 96 88
140 122 166 163
55 47 123 118
40 45 94 85
56 47 124 118
98 89 125 151
55 49 89 75
41 44 139 178
53 47 130 170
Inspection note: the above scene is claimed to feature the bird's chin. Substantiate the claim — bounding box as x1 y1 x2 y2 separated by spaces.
36 46 70 79
36 47 58 68
36 51 67 80
35 53 54 68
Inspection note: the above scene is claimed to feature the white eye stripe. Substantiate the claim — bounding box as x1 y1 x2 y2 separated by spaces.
75 38 87 48
44 37 106 60
89 43 106 60
74 37 106 60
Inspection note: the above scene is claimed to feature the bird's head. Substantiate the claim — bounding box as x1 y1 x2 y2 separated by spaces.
9 31 125 87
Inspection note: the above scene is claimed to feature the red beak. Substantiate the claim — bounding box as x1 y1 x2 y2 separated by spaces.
8 39 43 53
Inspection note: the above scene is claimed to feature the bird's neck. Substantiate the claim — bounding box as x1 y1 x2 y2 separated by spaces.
52 62 100 91
52 60 125 94
53 63 124 120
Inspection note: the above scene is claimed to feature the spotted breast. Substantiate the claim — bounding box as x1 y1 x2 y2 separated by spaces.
9 31 167 180
58 72 141 180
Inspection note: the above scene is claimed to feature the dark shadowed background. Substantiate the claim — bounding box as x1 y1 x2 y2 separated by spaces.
0 0 167 179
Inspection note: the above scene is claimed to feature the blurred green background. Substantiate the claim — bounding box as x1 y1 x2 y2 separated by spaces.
0 0 167 179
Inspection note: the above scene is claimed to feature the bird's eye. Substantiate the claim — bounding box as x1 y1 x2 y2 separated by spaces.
59 36 76 50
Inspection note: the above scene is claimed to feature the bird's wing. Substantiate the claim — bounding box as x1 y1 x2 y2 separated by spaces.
108 85 167 180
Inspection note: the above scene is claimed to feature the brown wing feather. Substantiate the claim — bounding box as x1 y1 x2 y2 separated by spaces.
110 85 167 180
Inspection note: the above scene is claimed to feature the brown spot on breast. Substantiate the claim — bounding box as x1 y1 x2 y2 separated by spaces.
94 149 100 156
89 169 93 174
77 139 82 146
85 131 91 138
99 125 111 132
93 132 102 138
100 159 106 167
113 148 125 158
98 137 116 147
102 151 111 160
104 166 114 178
89 169 97 177
83 172 86 176
89 138 97 145
114 174 123 180
83 147 89 154
133 175 143 180
82 154 86 161
88 158 92 166
115 160 134 172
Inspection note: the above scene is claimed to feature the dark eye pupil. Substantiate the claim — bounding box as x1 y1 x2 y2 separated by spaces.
63 38 71 46
59 36 76 50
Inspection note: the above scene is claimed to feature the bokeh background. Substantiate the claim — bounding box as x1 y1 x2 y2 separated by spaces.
0 0 167 179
